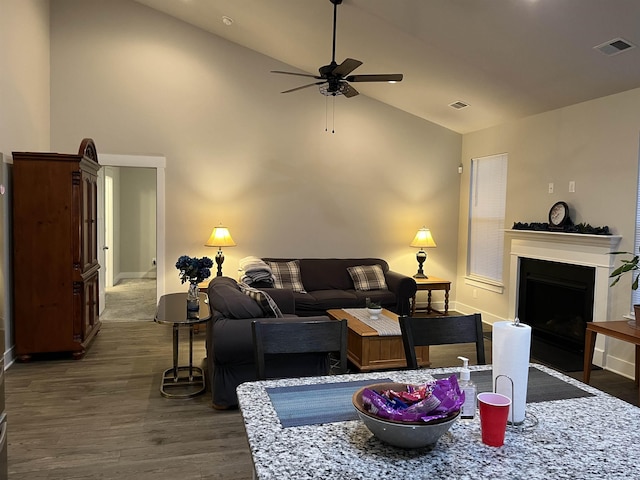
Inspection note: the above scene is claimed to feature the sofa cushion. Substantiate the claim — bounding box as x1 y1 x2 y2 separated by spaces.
352 289 396 306
238 282 284 318
347 264 388 291
267 260 307 293
294 289 360 312
208 277 264 319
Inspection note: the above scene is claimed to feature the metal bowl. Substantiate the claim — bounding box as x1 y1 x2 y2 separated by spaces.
352 382 459 449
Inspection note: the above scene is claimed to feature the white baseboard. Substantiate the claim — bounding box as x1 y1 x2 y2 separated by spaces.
4 345 15 369
114 272 157 284
603 353 635 380
451 301 504 327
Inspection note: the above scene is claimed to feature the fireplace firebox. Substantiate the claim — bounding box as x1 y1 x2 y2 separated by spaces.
518 258 595 370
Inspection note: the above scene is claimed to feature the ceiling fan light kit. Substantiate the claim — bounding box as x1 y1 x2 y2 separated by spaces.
271 0 403 99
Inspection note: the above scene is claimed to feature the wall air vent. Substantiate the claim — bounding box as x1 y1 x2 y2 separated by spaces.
449 100 469 110
594 37 636 56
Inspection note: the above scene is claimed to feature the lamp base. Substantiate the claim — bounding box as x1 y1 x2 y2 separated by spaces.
215 249 225 277
414 250 428 279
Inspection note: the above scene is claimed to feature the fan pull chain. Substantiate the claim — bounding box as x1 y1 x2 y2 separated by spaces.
325 95 329 132
324 95 337 133
332 96 336 134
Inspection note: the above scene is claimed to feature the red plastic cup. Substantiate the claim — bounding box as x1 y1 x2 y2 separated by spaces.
477 392 511 447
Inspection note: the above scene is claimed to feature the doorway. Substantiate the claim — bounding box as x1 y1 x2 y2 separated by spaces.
97 154 166 320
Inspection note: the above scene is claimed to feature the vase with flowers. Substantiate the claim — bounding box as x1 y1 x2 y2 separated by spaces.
176 255 213 312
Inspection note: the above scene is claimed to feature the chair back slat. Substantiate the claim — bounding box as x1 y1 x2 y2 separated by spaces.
252 319 348 380
399 313 486 368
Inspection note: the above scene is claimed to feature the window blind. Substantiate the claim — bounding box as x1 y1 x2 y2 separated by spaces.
632 164 640 309
468 154 508 284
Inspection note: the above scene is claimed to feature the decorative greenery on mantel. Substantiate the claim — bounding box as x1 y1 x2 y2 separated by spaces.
512 222 611 235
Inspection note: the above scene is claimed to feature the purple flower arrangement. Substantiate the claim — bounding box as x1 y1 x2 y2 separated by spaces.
175 255 213 284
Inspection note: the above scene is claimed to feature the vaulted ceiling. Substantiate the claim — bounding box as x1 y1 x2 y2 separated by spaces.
133 0 640 134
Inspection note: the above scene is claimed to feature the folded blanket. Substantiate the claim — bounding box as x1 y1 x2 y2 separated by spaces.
242 271 275 285
239 256 272 273
239 256 274 285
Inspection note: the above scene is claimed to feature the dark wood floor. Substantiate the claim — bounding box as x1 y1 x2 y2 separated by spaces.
5 320 638 479
6 321 254 480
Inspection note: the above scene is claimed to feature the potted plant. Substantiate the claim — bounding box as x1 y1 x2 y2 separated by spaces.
366 298 383 320
609 248 640 319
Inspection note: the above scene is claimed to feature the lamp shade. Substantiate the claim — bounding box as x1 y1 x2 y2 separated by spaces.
410 227 437 248
205 226 237 248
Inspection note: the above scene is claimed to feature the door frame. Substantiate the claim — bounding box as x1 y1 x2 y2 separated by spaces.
98 154 166 304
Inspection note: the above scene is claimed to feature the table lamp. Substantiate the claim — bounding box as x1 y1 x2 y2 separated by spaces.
410 227 436 279
205 224 237 277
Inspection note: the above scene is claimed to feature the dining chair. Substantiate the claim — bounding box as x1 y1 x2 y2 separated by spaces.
252 318 348 380
399 313 486 368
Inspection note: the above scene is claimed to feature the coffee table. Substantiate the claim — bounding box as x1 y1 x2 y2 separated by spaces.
154 292 211 398
326 308 429 371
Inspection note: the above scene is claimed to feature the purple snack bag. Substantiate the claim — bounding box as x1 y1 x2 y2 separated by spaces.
429 375 464 414
361 376 463 423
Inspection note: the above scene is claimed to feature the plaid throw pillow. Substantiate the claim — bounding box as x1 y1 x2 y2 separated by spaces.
347 264 388 291
267 260 307 293
238 282 284 318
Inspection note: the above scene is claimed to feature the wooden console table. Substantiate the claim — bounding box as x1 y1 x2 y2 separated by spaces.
411 276 450 315
583 320 640 404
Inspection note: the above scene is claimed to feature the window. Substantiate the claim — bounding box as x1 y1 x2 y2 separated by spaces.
632 157 640 310
467 153 508 291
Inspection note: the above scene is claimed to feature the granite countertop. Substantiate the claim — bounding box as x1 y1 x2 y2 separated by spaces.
237 364 640 480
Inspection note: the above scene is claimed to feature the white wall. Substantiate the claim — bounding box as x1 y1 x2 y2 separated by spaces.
119 166 156 278
0 0 50 153
457 88 640 376
48 0 463 294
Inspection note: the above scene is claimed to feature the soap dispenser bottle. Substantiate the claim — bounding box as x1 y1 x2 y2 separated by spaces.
457 356 476 419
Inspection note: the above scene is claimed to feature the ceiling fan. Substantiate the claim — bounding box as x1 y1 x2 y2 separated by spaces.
271 0 403 98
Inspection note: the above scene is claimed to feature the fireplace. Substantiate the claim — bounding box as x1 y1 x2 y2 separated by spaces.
506 230 621 370
518 258 595 368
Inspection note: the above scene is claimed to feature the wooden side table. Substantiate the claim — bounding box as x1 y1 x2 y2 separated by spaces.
411 277 451 316
583 320 640 404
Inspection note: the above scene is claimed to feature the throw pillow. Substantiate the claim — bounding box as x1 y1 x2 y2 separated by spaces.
347 264 388 291
267 260 307 293
238 282 284 318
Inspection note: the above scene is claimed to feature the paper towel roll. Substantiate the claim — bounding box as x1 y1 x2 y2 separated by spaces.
492 320 532 424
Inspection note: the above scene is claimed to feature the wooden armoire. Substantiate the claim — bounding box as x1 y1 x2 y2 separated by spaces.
12 138 102 360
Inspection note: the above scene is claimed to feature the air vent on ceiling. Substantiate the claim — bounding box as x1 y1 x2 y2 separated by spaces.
449 100 469 110
594 37 636 56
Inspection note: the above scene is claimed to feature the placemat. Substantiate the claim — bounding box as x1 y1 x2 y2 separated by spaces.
435 367 594 404
343 308 401 336
266 378 393 428
267 368 594 428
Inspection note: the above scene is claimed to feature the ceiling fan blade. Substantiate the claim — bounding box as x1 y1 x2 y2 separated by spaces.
281 81 327 94
346 73 404 83
271 70 323 79
342 83 359 98
332 58 363 77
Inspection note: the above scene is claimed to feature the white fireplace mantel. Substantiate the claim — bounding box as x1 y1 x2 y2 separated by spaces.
505 229 621 323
